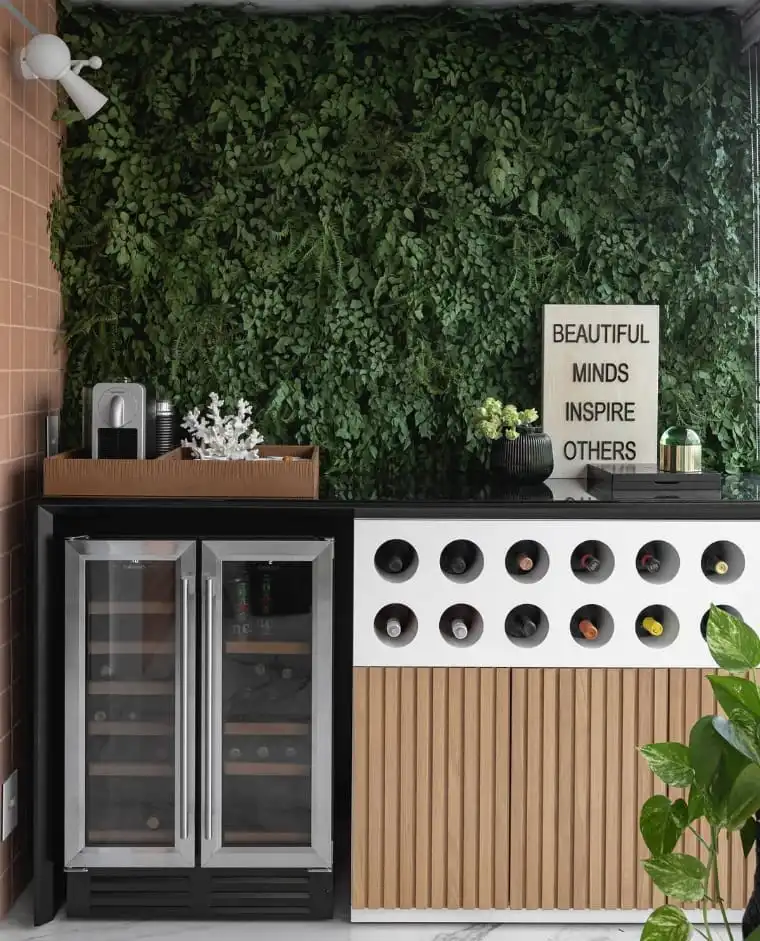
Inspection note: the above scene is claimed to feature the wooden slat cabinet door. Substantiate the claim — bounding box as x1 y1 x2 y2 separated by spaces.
351 666 751 912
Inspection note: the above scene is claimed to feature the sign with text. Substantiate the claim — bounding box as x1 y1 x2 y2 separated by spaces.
542 304 660 478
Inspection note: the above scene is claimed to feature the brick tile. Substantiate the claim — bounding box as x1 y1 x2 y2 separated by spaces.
9 283 22 328
9 329 21 372
0 144 8 191
23 242 36 286
0 283 9 329
9 239 22 283
0 418 8 461
9 369 22 415
9 415 22 458
0 188 8 237
0 234 9 281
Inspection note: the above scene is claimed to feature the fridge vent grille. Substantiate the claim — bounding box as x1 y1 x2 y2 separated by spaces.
87 873 192 916
209 873 312 916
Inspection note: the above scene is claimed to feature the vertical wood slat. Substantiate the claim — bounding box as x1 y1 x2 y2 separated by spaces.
352 666 749 914
620 669 638 910
366 668 385 909
556 669 574 909
462 669 480 909
494 668 510 908
351 667 369 909
573 669 590 910
509 668 527 909
636 669 654 910
604 669 622 909
399 668 416 909
447 668 463 909
588 669 606 909
541 669 558 909
383 668 400 909
525 670 543 909
430 668 448 908
478 668 495 910
651 669 670 910
415 668 432 909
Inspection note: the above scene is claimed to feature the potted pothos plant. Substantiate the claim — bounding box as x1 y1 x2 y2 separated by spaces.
473 398 553 484
639 605 760 941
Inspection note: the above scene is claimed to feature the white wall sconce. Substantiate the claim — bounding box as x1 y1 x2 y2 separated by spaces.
18 34 108 120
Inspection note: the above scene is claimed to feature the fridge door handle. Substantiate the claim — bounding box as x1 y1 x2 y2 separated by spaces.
179 574 192 841
204 576 215 842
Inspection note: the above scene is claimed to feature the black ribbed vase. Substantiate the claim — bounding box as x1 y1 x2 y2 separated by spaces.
489 427 554 486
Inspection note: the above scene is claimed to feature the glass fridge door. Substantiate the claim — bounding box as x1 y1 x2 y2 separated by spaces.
64 539 196 869
200 540 333 869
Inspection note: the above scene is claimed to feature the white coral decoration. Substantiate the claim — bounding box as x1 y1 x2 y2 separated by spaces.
182 393 264 460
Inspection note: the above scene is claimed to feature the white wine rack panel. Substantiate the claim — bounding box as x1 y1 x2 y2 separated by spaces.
353 517 759 668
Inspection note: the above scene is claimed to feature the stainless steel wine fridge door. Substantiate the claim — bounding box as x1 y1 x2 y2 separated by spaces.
64 539 196 869
200 540 333 869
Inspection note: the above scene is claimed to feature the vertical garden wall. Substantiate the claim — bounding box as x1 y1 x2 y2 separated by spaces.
53 6 754 496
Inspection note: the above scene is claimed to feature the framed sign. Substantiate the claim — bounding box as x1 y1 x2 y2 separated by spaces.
542 304 660 478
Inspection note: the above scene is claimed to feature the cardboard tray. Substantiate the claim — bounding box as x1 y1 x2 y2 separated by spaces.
43 446 319 499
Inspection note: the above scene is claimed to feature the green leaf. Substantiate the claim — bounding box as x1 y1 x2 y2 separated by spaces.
671 798 689 829
741 816 757 857
640 743 695 787
713 715 760 764
708 675 760 718
706 606 760 672
689 715 724 787
726 764 760 830
641 905 691 941
687 786 705 824
642 853 707 901
747 925 760 941
403 208 415 222
640 796 687 856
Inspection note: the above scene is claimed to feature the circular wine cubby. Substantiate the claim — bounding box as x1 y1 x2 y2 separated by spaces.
439 540 483 583
569 604 614 647
505 540 549 584
634 540 680 584
505 604 549 648
570 540 614 584
374 539 418 582
701 541 744 585
374 603 418 647
439 603 483 646
635 604 679 649
700 604 743 640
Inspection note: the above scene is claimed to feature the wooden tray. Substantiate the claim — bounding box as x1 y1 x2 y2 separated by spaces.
43 445 319 499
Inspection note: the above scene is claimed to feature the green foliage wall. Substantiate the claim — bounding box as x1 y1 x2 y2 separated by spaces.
55 5 755 496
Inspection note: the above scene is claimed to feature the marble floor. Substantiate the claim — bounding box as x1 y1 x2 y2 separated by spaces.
0 892 740 941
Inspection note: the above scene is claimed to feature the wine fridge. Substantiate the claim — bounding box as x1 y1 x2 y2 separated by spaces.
63 537 333 915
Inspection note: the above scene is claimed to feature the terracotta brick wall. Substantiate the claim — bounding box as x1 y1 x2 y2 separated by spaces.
0 0 63 917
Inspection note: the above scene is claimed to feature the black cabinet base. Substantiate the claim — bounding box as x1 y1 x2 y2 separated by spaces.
66 868 334 920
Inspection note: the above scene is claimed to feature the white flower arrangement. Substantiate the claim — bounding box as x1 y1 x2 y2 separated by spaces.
182 393 264 460
474 397 539 440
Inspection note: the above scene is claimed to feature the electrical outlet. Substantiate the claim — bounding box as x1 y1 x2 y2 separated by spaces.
2 770 18 840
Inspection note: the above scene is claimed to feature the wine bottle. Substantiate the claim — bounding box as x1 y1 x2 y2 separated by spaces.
99 663 116 679
386 617 403 639
637 614 664 638
703 554 729 576
449 617 469 641
228 746 242 760
256 745 270 759
145 811 163 831
507 542 539 575
92 709 109 722
571 613 599 641
375 540 414 576
505 609 540 639
572 544 601 574
441 541 476 576
636 548 661 574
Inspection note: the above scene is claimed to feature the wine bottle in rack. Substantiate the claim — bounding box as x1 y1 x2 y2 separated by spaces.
636 613 664 638
571 544 601 574
636 547 661 574
440 541 476 576
702 553 729 576
570 612 599 641
508 543 539 575
505 608 540 639
445 616 470 641
375 540 414 576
